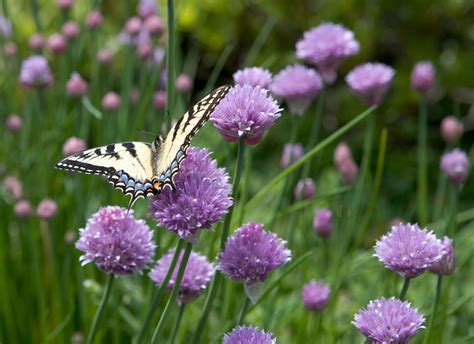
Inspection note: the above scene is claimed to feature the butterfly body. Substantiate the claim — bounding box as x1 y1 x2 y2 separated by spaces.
56 85 230 207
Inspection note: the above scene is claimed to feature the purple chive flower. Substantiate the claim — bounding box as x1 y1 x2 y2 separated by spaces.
313 208 333 238
302 280 330 312
0 15 12 38
3 175 23 200
4 42 16 57
144 15 164 36
280 143 304 168
270 64 323 115
56 0 74 10
440 116 463 144
211 85 281 145
85 10 103 29
440 149 470 184
76 206 156 275
296 22 359 84
338 158 359 184
47 33 67 54
411 61 435 94
218 222 291 285
29 33 45 50
233 67 273 89
346 63 395 106
150 249 214 304
102 92 121 111
333 142 353 166
353 297 425 344
175 73 193 93
374 223 444 279
14 200 32 218
63 137 87 156
430 236 455 276
62 21 80 40
138 0 158 19
153 90 166 110
136 42 153 59
5 114 22 133
97 49 113 65
36 198 58 220
294 178 316 200
19 55 53 89
223 326 276 344
125 17 142 36
66 73 89 98
150 147 232 242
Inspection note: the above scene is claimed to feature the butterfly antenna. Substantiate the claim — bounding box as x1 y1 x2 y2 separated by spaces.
137 129 156 137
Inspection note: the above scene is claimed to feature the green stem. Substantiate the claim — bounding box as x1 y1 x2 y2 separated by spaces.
86 274 114 344
237 297 251 325
29 0 42 32
134 240 185 344
445 185 459 237
166 0 176 130
151 241 193 343
193 139 246 344
302 89 325 178
357 128 388 246
242 17 276 67
268 116 300 229
423 276 443 344
417 98 429 226
169 303 186 344
399 278 410 300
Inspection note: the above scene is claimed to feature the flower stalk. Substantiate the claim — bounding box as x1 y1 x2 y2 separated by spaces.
86 274 114 344
399 278 410 300
134 239 185 344
417 97 429 226
151 241 193 343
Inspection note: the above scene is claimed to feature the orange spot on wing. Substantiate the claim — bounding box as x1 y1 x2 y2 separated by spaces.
153 181 161 188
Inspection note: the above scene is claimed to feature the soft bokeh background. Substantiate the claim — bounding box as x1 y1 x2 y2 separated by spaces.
1 0 473 343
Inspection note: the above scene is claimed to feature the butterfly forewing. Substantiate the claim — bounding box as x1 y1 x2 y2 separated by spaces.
155 85 230 187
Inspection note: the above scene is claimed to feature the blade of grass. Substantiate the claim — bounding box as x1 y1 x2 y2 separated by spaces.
242 16 277 67
245 106 377 211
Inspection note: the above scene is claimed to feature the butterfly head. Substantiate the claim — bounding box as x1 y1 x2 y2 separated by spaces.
153 135 163 149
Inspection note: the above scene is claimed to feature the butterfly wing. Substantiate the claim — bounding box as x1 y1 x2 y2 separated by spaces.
55 142 157 203
153 85 230 191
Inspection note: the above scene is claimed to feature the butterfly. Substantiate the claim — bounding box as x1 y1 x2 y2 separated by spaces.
56 85 230 208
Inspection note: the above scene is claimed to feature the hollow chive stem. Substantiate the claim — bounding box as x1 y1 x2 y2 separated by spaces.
169 303 186 344
423 276 443 344
417 97 429 226
134 239 185 344
86 274 114 344
237 297 251 325
399 278 411 300
151 241 193 343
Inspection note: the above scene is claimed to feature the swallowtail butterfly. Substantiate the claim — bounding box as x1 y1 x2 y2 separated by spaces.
56 85 230 207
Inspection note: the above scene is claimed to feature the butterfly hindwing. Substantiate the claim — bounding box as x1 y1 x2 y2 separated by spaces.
155 85 230 189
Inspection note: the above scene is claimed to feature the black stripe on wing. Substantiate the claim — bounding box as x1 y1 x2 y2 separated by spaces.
55 159 115 176
171 85 231 142
160 85 231 192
